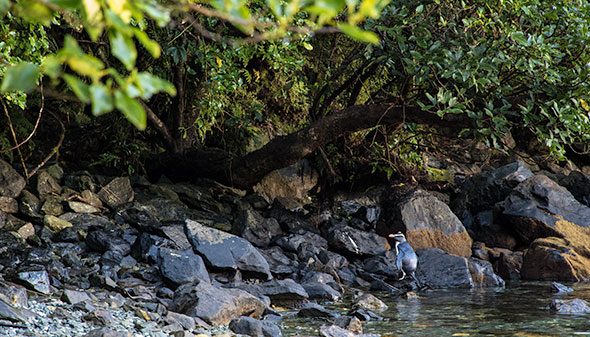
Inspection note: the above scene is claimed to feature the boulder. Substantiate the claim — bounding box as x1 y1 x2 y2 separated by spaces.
68 201 100 214
86 230 131 256
453 161 534 213
36 170 61 196
417 248 504 288
334 316 363 334
232 205 282 247
257 278 308 306
353 293 388 313
185 219 272 280
276 230 328 253
0 299 32 323
0 160 26 198
158 247 210 287
43 215 73 233
259 246 298 277
467 210 518 250
253 159 318 210
388 189 472 257
326 225 390 257
549 298 590 314
521 236 590 281
0 196 18 213
98 177 134 209
319 324 380 337
302 282 342 302
558 171 590 206
297 302 338 318
229 316 282 337
16 270 51 294
500 175 590 243
171 281 266 326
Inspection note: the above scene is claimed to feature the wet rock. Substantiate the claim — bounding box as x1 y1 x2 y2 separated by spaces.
37 170 61 196
521 236 590 281
61 289 92 304
253 159 318 210
353 293 388 313
257 278 308 306
84 327 133 337
334 316 363 334
185 219 272 280
276 230 328 253
318 250 348 270
98 177 134 209
387 189 472 257
335 198 381 230
19 190 42 218
417 248 504 288
362 253 397 278
40 196 64 216
500 175 590 244
171 281 266 326
86 230 131 255
549 298 590 314
266 202 317 233
551 282 574 294
158 247 210 287
233 205 282 247
0 160 26 198
0 299 32 323
16 270 51 294
326 225 390 257
68 201 101 214
453 161 534 213
43 215 73 232
319 324 380 337
229 316 282 337
302 282 342 302
132 232 175 263
259 246 297 277
0 196 18 213
297 302 338 318
53 226 84 243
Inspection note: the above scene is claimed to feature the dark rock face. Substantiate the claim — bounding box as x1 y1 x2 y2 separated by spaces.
256 279 308 306
232 206 282 247
0 299 32 323
158 247 210 287
453 161 534 213
0 160 26 198
521 237 590 281
184 219 272 280
86 231 131 256
297 302 338 318
558 171 590 206
229 316 282 337
468 210 518 250
16 270 51 294
259 246 298 277
325 225 390 257
417 248 504 288
549 298 590 314
275 230 328 253
171 281 266 326
500 175 590 243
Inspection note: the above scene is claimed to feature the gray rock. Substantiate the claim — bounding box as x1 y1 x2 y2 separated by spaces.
417 248 505 288
43 215 73 232
353 293 388 313
558 171 590 206
326 225 390 257
164 311 197 331
362 253 398 277
0 160 26 198
185 219 272 280
257 279 308 306
59 213 111 230
161 225 192 251
0 299 32 323
40 196 64 216
61 289 92 304
276 230 328 253
229 316 282 337
171 281 266 326
86 230 131 255
19 190 42 218
549 298 590 314
297 302 338 318
0 283 28 308
319 324 380 337
334 316 363 334
17 270 51 294
37 170 61 196
303 282 342 302
233 206 282 247
98 177 134 209
83 327 133 337
259 246 298 276
0 196 18 213
68 201 101 214
318 250 348 270
551 282 574 294
81 189 103 208
158 247 210 287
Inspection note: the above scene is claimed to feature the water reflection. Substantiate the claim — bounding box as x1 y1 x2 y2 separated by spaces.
282 281 590 336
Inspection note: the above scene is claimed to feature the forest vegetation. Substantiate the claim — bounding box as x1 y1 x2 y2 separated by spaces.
1 0 589 188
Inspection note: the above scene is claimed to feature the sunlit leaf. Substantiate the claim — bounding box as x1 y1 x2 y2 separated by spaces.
47 0 81 10
13 1 54 25
67 54 105 78
135 72 176 99
510 31 527 45
83 0 102 25
40 55 62 79
134 30 161 58
90 84 114 116
139 2 170 27
106 0 131 22
63 74 90 103
109 30 137 70
0 63 40 92
266 0 282 17
114 91 146 130
0 0 11 17
339 24 379 44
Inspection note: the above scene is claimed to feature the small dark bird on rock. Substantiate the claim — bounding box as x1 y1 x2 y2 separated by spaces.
389 232 421 287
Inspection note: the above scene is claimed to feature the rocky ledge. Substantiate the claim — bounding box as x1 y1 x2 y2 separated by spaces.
0 158 590 336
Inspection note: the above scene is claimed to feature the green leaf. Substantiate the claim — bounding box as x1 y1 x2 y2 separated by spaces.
114 91 146 130
416 4 424 13
13 1 54 25
47 0 81 10
0 63 40 92
339 24 379 44
134 30 161 58
90 84 113 116
0 0 10 17
510 31 527 45
63 74 90 103
109 30 137 70
40 55 62 79
266 0 282 17
135 72 176 99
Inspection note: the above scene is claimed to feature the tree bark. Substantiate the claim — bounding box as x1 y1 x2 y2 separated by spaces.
152 104 473 188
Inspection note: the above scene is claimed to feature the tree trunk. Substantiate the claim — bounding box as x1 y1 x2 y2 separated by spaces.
152 104 473 188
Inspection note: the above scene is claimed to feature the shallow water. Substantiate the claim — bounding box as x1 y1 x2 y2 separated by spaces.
282 281 590 336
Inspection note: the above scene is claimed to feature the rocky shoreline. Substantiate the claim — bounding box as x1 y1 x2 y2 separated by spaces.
1 158 590 336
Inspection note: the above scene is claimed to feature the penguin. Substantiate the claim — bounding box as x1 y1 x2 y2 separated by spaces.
389 232 421 287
